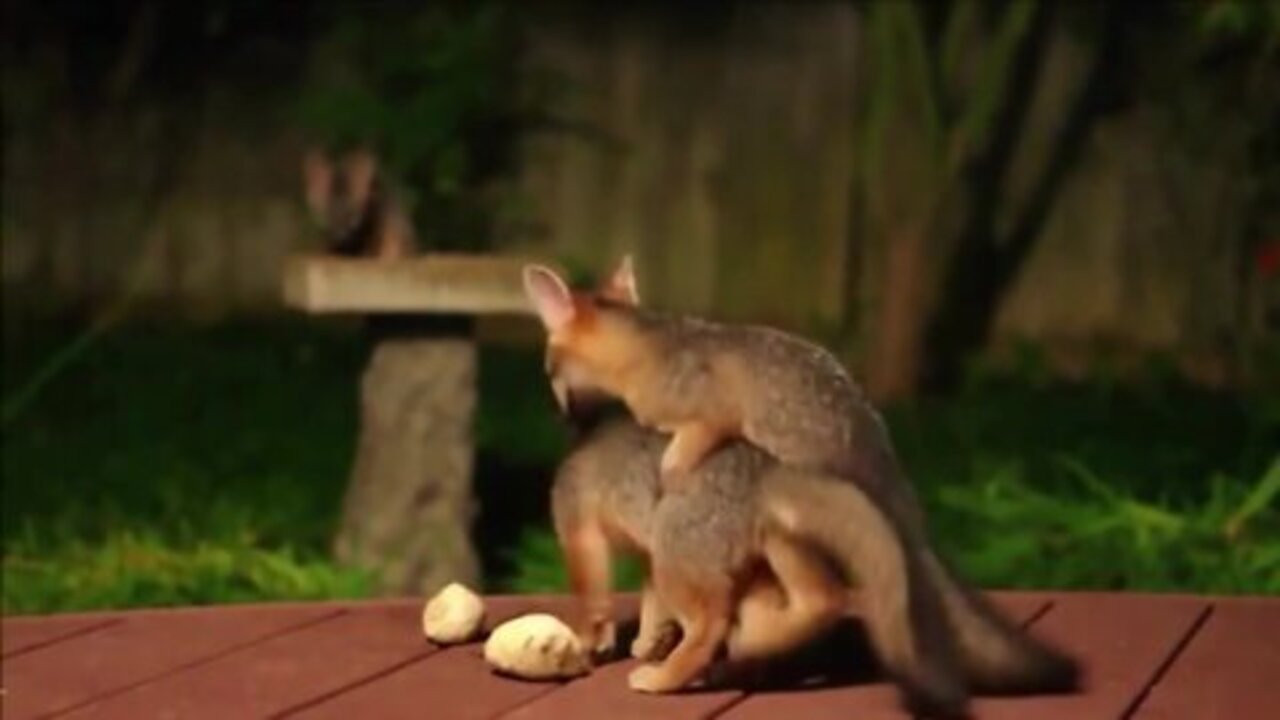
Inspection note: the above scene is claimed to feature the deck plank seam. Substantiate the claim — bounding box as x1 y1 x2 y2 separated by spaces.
702 690 751 719
486 666 601 712
1118 601 1216 720
2 619 123 660
481 675 575 720
700 595 1054 718
40 608 350 720
1020 598 1056 628
271 646 440 719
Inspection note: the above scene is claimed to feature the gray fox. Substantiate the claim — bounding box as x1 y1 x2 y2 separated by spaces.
302 147 417 258
531 258 1079 715
522 256 924 539
553 405 1079 717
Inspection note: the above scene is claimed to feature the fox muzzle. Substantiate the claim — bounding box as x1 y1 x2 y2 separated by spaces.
551 382 615 425
550 377 572 414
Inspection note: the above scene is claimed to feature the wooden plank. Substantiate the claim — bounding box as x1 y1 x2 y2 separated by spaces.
717 592 1052 720
282 253 555 315
496 657 743 720
53 605 424 720
287 644 560 720
2 616 119 658
58 596 576 720
971 592 1209 720
485 594 750 720
2 604 340 720
1132 597 1280 720
283 595 584 720
2 597 421 627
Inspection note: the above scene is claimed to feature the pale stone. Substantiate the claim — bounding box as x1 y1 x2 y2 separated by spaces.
483 613 590 680
422 582 485 645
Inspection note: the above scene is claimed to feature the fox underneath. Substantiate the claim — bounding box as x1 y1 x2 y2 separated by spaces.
302 147 417 259
553 409 1079 717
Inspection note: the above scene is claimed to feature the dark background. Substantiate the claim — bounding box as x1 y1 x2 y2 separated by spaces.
3 0 1278 613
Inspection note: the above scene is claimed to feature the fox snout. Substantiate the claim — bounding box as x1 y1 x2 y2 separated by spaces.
554 382 616 425
545 349 608 418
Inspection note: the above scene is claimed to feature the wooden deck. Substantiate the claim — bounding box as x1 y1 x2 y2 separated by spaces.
3 591 1276 719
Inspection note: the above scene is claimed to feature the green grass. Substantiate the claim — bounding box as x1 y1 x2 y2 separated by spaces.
505 376 1280 596
3 320 373 613
3 320 1277 614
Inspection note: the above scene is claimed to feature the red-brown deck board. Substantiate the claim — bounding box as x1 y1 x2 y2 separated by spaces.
2 616 120 659
3 591 1276 720
718 593 1052 720
1132 597 1280 720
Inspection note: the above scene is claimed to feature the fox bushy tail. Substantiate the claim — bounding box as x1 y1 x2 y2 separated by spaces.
918 549 1080 694
760 470 969 718
761 470 1080 715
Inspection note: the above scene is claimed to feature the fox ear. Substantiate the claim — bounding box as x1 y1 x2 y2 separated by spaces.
302 148 333 216
523 265 576 331
599 254 639 305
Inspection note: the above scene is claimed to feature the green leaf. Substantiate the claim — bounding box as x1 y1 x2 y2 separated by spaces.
1225 456 1280 538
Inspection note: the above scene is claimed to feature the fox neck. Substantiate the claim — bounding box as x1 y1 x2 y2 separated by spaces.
576 317 668 423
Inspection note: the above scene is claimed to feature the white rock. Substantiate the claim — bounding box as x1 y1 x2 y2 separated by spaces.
422 582 485 645
483 613 590 680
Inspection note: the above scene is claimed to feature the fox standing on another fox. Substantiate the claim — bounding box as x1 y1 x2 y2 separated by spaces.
528 258 1080 717
523 256 924 538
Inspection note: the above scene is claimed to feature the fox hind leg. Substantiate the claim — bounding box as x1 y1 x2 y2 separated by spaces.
628 566 733 693
727 534 847 661
632 575 680 661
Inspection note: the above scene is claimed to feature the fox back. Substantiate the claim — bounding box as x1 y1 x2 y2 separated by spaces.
548 302 925 533
551 413 765 572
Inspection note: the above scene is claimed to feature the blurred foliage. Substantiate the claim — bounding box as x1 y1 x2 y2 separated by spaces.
508 459 1280 596
2 0 536 252
4 1 1279 611
508 369 1280 595
2 322 368 613
1193 0 1280 41
296 1 533 251
4 530 371 615
0 322 562 612
4 323 1276 612
932 457 1279 594
850 0 1280 395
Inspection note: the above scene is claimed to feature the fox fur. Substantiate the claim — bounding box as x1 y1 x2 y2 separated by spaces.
554 410 1079 716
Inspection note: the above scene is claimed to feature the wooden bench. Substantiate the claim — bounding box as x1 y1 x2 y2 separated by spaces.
4 591 1277 719
283 253 548 597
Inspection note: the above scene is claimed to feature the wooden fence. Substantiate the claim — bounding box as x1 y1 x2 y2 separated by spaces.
1 3 1262 380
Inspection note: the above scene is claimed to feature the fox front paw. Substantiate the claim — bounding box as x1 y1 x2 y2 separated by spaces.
630 621 680 661
628 664 679 694
584 619 618 659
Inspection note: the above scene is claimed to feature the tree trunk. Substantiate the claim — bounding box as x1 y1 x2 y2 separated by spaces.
334 317 481 596
919 2 1126 392
866 227 930 403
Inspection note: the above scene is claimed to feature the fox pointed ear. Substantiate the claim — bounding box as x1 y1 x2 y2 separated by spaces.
523 265 576 331
344 148 378 210
599 254 639 305
302 148 333 216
